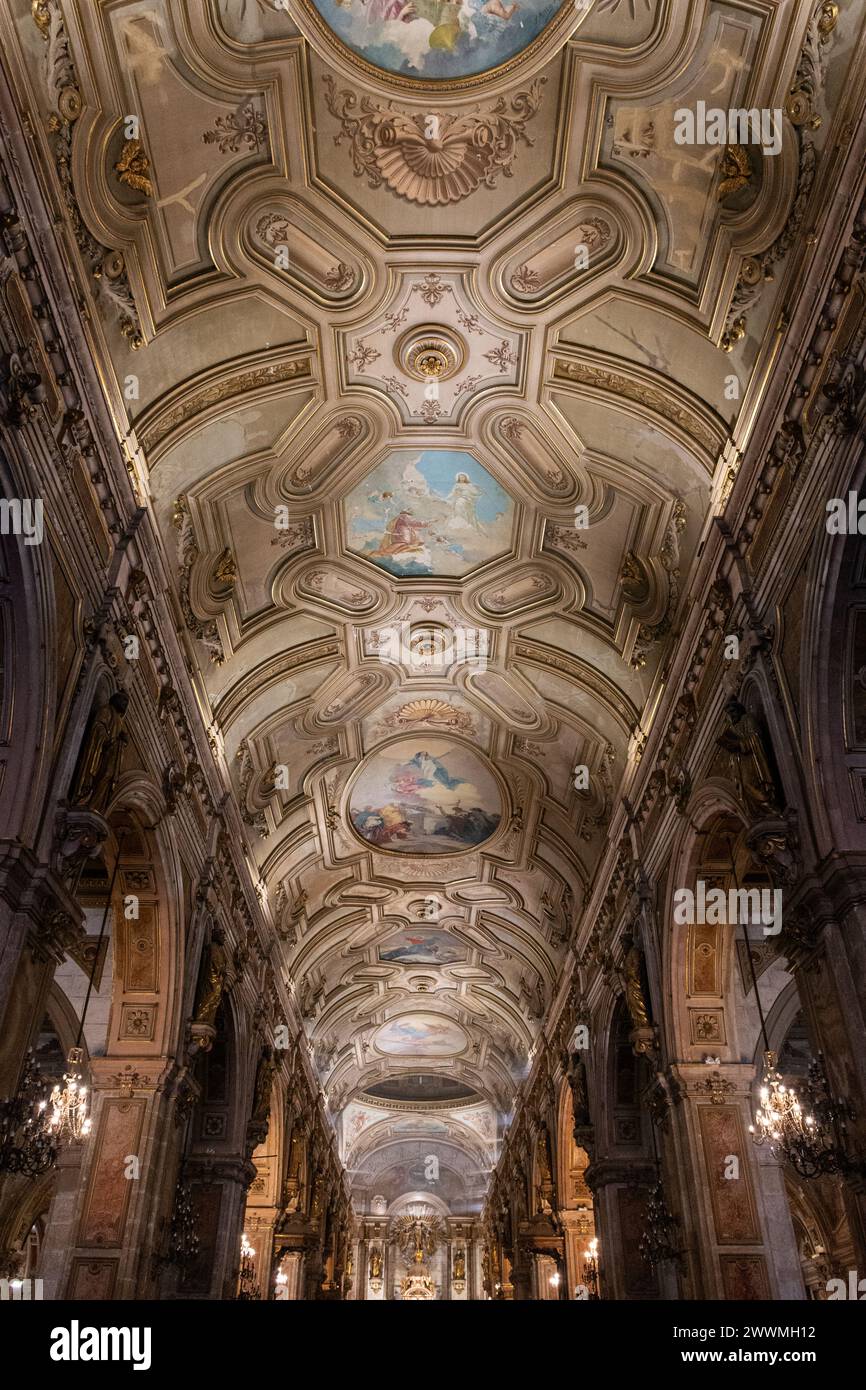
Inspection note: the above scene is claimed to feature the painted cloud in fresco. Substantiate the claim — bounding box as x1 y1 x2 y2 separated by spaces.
310 0 564 82
346 450 513 578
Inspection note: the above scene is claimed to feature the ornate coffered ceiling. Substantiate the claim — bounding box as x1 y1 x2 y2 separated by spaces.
10 0 859 1203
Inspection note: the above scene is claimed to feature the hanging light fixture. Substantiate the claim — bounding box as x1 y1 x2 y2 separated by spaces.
639 1104 682 1269
638 1181 682 1268
160 1180 200 1270
0 1049 58 1176
49 834 126 1147
582 1236 599 1299
237 1233 260 1300
731 837 862 1178
750 1048 861 1179
47 1047 92 1143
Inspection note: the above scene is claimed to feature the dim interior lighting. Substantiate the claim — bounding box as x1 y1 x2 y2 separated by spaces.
549 1271 561 1286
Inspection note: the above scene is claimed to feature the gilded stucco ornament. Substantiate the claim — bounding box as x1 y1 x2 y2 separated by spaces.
721 0 838 350
33 0 144 346
114 139 153 198
324 75 546 205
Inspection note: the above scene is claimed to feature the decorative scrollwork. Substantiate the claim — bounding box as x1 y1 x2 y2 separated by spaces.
323 76 546 207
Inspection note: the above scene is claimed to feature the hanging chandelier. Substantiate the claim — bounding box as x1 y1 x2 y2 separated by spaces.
237 1233 260 1300
48 833 127 1150
749 1049 807 1142
730 837 863 1181
638 1102 682 1270
638 1181 682 1268
47 1047 92 1143
582 1236 600 1299
163 1181 200 1270
750 1049 860 1179
0 1049 58 1176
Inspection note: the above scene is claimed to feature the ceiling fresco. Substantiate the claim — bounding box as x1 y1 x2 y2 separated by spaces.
12 0 860 1209
345 451 515 578
309 0 566 81
347 736 505 852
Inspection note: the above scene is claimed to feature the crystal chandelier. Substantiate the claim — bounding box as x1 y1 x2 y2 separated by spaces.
47 1047 92 1143
638 1104 682 1269
582 1236 600 1299
163 1181 199 1270
237 1233 260 1300
0 1049 58 1176
750 1049 861 1179
750 1050 808 1145
638 1181 682 1268
48 835 126 1149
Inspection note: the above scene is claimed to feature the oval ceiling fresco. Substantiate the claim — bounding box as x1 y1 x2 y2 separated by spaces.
373 1014 468 1056
305 0 569 83
348 736 503 853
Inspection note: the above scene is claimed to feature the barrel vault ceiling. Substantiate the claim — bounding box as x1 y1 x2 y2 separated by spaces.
9 0 855 1199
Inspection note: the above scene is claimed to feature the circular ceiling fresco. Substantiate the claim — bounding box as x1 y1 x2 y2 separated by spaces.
305 0 570 83
348 736 503 853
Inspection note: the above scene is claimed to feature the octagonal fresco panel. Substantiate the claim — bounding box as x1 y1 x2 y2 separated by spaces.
307 0 567 82
373 1014 468 1056
348 736 502 853
346 450 513 578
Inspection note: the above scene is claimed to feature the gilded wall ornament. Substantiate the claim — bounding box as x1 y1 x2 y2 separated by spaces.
141 359 311 453
114 139 153 197
721 0 837 350
34 0 143 347
323 76 545 206
172 495 226 665
554 360 719 456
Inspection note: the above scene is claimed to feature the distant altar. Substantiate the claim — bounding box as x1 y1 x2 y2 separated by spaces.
400 1272 436 1301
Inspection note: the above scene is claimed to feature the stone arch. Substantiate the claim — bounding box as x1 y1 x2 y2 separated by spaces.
664 791 750 1062
660 784 808 1299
